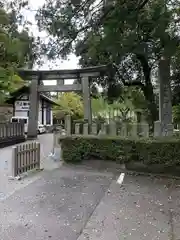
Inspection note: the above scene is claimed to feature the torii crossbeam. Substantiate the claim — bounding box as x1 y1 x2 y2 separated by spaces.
17 65 108 139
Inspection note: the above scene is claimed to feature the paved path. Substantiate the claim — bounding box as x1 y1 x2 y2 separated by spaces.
78 173 180 240
0 133 61 201
0 163 180 240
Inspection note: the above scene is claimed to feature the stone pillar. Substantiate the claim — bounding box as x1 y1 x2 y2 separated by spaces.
91 123 97 135
140 123 149 138
131 123 137 138
121 123 128 137
109 120 116 136
158 56 173 136
66 115 71 135
154 121 161 137
83 123 89 135
75 123 81 135
82 76 92 124
27 78 40 139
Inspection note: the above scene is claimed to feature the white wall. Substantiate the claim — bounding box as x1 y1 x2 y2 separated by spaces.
38 100 42 123
14 97 43 124
43 107 46 125
14 97 29 118
14 110 28 117
14 95 53 125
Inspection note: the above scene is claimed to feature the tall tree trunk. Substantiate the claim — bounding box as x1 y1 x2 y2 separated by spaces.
143 83 159 124
136 54 159 125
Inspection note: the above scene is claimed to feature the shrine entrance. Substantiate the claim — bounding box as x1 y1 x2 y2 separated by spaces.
17 65 107 139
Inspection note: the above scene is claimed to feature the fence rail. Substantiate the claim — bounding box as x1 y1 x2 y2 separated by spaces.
11 142 40 177
0 122 25 147
0 122 24 138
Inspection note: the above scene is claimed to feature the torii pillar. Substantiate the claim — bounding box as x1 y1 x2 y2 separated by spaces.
81 75 92 124
27 77 40 139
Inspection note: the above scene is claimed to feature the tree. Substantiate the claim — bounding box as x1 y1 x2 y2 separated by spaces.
0 1 36 101
92 96 134 121
92 96 109 119
92 87 148 122
36 0 180 125
53 92 83 120
172 105 180 125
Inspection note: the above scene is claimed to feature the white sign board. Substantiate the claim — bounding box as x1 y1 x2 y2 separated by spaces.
15 101 30 111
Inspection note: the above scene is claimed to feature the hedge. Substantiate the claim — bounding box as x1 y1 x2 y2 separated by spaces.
59 136 180 166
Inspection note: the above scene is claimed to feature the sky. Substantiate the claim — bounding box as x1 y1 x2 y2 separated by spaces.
21 0 79 85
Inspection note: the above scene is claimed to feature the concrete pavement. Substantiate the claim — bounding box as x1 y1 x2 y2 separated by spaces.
0 165 113 240
78 173 176 240
0 133 180 239
0 133 61 201
0 163 180 239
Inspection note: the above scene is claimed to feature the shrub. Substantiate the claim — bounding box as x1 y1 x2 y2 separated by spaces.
60 136 180 166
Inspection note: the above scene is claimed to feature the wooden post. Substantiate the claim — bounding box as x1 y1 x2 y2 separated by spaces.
11 146 18 177
36 142 41 169
27 77 40 139
0 124 2 138
82 76 92 124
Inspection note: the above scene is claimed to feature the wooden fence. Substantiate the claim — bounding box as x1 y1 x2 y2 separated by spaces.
11 142 40 177
0 122 25 147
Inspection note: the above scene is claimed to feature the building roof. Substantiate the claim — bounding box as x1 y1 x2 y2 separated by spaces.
6 86 59 106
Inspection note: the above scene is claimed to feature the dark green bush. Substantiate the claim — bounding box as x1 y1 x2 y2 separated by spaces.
60 136 180 166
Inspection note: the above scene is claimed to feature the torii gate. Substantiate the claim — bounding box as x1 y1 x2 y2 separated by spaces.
17 65 108 139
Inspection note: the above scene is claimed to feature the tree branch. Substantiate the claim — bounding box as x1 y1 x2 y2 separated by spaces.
135 53 151 85
112 63 145 89
136 0 149 11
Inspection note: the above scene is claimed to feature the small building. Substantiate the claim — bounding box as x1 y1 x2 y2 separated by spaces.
6 86 58 125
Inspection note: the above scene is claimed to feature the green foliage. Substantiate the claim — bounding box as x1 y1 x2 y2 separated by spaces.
92 97 109 118
36 0 180 123
0 7 33 69
172 105 180 124
53 92 83 120
92 87 148 121
0 1 36 101
60 136 180 166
